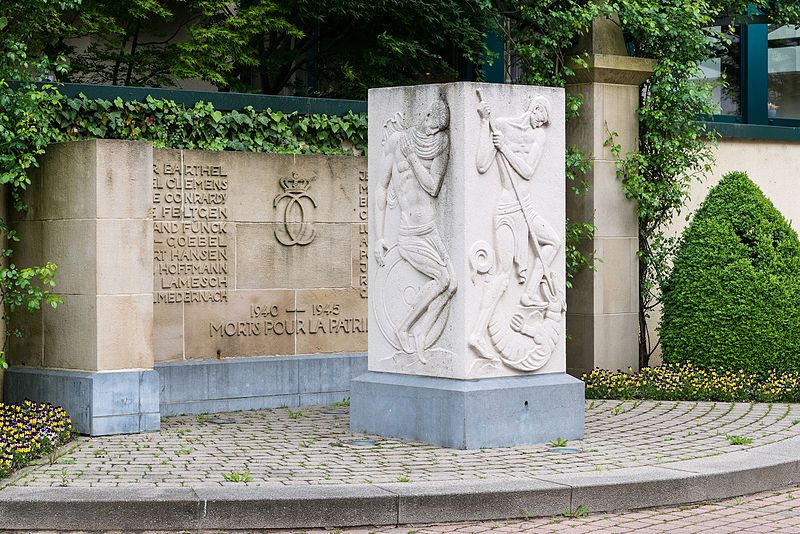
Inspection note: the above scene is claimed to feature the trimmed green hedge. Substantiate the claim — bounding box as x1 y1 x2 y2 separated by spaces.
660 171 800 373
53 93 368 155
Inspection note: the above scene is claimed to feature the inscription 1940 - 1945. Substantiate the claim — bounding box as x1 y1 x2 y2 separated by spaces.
152 162 229 304
209 301 367 339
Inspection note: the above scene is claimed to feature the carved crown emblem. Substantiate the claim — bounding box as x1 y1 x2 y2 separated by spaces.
279 172 313 192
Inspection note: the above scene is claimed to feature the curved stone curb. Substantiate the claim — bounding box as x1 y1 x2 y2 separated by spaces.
2 435 799 530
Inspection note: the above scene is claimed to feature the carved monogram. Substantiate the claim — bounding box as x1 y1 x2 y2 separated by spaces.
274 173 317 246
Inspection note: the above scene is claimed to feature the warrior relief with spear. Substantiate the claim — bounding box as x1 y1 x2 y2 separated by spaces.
469 90 566 372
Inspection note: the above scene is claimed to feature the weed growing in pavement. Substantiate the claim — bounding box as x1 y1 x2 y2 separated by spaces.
522 507 531 521
725 434 753 445
176 448 192 455
333 397 351 407
195 413 209 424
548 437 569 448
735 495 744 505
287 409 302 420
563 504 589 518
59 468 70 487
398 475 410 482
221 469 253 483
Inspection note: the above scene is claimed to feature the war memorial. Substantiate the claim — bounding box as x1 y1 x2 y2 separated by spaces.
6 10 800 530
2 82 585 446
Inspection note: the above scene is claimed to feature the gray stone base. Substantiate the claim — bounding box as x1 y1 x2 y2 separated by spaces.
3 367 160 436
350 371 584 449
157 353 367 416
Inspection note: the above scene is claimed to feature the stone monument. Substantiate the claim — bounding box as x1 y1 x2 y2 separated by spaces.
350 82 585 449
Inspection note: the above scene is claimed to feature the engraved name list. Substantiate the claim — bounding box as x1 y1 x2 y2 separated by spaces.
152 162 229 304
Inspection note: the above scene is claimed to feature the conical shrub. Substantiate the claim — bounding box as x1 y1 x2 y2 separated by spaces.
660 171 800 373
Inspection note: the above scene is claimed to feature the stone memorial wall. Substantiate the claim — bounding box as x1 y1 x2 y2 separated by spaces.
3 140 368 434
150 149 368 362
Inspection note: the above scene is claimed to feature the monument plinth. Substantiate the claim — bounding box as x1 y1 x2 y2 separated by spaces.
350 82 584 449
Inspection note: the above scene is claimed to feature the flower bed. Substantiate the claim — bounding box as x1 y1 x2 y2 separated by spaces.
583 363 800 403
1 400 73 478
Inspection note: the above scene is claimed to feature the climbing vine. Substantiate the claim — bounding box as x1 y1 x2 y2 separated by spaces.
612 0 800 367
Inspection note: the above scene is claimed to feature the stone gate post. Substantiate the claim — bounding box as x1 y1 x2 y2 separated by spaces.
565 16 655 375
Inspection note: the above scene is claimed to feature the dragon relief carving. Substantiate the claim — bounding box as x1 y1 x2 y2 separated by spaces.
469 90 566 372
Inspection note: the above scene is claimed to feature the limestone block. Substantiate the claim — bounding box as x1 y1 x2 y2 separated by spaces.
38 141 97 220
7 309 43 367
565 84 599 158
154 302 184 362
591 160 638 238
34 140 152 220
95 140 153 219
183 289 296 359
43 294 98 370
10 221 44 273
236 223 351 289
40 219 97 295
599 84 640 160
598 237 638 315
295 288 368 354
96 219 153 295
96 294 153 370
368 82 566 380
593 312 639 371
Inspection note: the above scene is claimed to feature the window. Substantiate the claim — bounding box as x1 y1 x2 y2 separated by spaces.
768 24 800 119
704 21 800 139
697 26 742 117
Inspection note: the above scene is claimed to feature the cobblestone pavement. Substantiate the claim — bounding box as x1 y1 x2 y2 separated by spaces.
4 400 800 488
323 485 800 533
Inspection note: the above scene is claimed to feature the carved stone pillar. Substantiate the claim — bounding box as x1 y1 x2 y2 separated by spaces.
565 16 655 375
350 82 584 449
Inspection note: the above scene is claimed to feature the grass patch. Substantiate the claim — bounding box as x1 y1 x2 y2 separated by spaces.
725 435 753 445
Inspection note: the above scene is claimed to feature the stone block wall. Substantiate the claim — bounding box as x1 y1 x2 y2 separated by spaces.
4 140 368 434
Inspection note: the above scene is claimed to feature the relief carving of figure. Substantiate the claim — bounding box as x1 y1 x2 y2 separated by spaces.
469 91 565 372
374 98 456 362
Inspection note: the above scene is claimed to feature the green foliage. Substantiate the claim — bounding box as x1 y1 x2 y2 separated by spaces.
584 363 800 403
610 1 800 366
220 469 253 483
59 0 491 98
660 172 800 374
54 94 367 155
500 0 605 88
725 434 753 446
1 400 74 478
0 0 71 368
